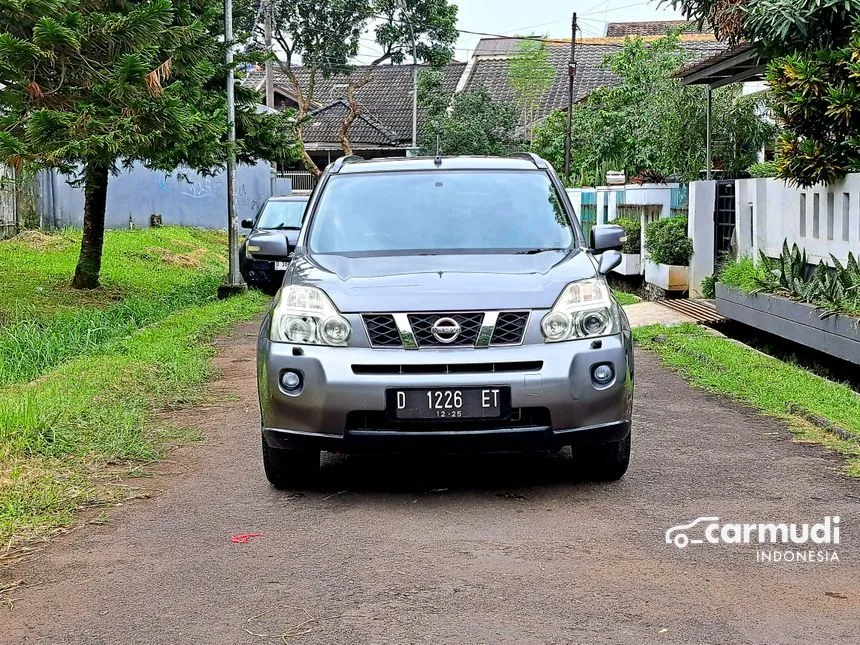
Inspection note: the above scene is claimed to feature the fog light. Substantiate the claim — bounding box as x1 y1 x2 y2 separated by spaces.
592 363 614 385
280 370 302 391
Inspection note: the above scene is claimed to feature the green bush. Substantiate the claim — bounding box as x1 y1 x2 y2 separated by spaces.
719 256 767 293
747 161 779 178
701 275 716 298
644 216 692 265
756 242 860 318
613 217 642 254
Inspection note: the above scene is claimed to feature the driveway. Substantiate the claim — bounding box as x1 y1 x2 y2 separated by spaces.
2 320 858 644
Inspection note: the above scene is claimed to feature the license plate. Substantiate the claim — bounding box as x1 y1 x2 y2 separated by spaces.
274 261 289 270
387 387 510 421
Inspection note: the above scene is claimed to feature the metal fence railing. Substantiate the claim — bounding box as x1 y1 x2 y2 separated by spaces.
277 171 317 192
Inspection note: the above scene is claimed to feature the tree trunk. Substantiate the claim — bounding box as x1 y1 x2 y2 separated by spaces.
71 163 109 290
296 129 322 177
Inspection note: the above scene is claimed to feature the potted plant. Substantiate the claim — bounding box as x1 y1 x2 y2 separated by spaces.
715 243 860 365
611 217 642 275
644 216 692 291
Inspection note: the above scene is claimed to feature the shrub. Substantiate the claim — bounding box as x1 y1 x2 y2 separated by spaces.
747 161 779 178
644 216 692 265
755 242 860 318
613 217 642 254
719 256 767 293
701 275 716 299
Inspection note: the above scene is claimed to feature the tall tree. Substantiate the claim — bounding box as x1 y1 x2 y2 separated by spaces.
530 31 773 185
266 0 457 164
267 0 371 177
338 0 457 155
0 0 299 288
418 70 518 156
664 0 860 186
507 38 556 143
663 0 860 54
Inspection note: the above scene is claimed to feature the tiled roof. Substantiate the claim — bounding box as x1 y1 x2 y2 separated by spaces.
606 20 712 37
243 63 466 146
463 38 726 128
304 101 398 147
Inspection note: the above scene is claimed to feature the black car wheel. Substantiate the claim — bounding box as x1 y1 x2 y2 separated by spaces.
571 434 631 481
261 435 320 489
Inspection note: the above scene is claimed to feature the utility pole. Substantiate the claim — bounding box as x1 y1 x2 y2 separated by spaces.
264 0 275 111
563 12 577 179
397 0 419 157
219 0 246 297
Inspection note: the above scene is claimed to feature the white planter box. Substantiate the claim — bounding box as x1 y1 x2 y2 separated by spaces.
645 260 689 291
612 253 642 276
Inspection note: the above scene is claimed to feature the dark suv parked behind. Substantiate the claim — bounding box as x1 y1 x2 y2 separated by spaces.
253 154 633 488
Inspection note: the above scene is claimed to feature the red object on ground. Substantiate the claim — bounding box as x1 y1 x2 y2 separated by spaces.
230 533 262 544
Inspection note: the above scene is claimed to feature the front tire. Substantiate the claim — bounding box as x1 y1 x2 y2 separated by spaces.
572 434 631 481
262 436 320 489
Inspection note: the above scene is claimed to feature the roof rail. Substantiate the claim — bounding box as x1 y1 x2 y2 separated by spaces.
330 155 364 174
508 152 548 169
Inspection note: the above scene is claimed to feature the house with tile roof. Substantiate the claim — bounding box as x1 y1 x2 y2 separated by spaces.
605 20 712 37
242 63 465 169
242 21 724 172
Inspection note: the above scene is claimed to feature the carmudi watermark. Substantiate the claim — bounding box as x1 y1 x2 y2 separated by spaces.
665 516 841 563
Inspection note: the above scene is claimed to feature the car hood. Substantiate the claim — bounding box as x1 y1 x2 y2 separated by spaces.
286 250 598 312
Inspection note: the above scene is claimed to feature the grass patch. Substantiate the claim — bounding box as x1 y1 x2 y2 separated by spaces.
0 227 268 548
0 292 266 546
613 290 640 306
635 323 860 475
0 228 231 385
719 255 767 293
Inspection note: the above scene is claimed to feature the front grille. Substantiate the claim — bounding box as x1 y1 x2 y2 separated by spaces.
352 361 543 375
362 314 402 347
491 312 530 345
408 313 483 347
345 407 552 432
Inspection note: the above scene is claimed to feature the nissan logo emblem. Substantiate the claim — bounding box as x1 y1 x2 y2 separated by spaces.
431 317 461 343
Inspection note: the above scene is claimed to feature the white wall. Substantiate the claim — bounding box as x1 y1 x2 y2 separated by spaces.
736 173 860 265
688 180 716 297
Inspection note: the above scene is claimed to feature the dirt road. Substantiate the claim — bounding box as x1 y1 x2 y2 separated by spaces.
2 321 858 644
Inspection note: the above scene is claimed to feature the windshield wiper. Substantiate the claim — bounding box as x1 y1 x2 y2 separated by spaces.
516 248 563 255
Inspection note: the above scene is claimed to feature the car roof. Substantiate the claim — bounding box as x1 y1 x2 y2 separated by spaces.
335 155 545 175
267 194 310 202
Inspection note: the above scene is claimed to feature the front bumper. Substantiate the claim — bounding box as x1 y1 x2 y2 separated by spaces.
258 328 634 453
239 256 285 285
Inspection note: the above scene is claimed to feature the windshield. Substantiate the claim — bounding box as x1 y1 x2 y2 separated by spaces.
257 200 307 229
308 170 575 254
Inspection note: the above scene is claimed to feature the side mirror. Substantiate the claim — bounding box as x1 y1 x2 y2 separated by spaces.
590 224 626 253
240 219 254 229
598 249 623 275
246 231 291 261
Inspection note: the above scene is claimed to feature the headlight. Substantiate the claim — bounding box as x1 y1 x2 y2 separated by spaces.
270 285 351 345
541 278 620 342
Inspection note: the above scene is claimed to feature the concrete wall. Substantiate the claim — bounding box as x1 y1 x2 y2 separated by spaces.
735 173 860 265
567 184 679 225
38 161 276 230
688 180 717 298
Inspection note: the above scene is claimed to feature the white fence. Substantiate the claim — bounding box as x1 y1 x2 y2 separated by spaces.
687 173 860 297
736 174 860 264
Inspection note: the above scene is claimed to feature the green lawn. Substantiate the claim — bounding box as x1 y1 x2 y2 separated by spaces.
0 228 235 386
0 229 267 548
613 290 640 306
635 323 860 476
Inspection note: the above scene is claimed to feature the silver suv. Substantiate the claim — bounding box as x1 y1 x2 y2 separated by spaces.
254 154 633 488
